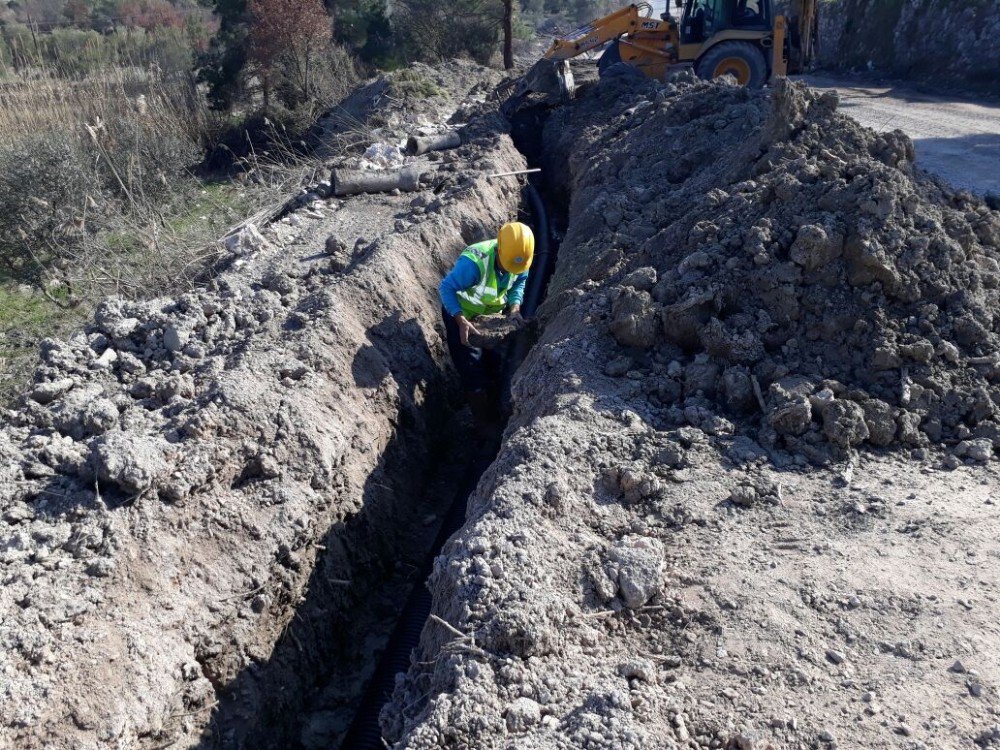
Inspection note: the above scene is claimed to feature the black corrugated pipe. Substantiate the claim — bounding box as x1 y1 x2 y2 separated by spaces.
338 448 494 749
520 182 552 318
499 181 552 405
340 180 555 750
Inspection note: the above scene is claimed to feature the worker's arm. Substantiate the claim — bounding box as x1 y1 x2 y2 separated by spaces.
506 272 528 326
439 256 481 316
439 256 482 345
506 271 528 308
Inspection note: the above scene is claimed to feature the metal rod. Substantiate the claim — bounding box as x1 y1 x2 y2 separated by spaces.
485 167 542 179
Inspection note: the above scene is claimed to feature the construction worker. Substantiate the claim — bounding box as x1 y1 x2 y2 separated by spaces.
439 221 535 429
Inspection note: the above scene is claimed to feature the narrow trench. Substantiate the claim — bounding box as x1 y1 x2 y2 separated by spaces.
203 105 563 750
341 105 563 747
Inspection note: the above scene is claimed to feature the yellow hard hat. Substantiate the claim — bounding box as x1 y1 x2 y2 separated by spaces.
497 222 534 275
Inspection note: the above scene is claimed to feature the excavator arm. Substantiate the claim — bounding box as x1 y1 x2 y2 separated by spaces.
541 3 654 61
499 3 659 110
773 0 819 76
497 0 817 110
790 0 819 72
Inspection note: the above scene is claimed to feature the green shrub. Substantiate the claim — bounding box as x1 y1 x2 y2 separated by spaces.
0 131 95 277
394 0 502 64
390 68 444 98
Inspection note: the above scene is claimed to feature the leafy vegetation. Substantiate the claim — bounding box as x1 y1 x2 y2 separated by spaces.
390 67 445 98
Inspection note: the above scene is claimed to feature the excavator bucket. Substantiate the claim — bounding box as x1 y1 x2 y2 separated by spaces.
497 59 575 115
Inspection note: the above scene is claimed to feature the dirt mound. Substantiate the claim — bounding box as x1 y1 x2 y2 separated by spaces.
316 60 504 154
542 71 1000 462
383 73 1000 750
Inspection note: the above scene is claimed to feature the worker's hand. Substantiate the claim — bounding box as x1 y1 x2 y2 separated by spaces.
507 305 525 329
455 314 479 346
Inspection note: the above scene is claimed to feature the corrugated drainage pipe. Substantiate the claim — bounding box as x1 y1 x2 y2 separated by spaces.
520 182 551 318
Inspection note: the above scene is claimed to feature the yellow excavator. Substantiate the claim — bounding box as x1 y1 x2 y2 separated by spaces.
504 0 817 106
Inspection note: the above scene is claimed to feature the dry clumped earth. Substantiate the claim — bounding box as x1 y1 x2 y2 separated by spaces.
315 60 505 155
383 71 1000 748
547 68 1000 462
0 62 526 749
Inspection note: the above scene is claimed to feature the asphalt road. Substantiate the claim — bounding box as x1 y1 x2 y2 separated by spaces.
801 74 1000 197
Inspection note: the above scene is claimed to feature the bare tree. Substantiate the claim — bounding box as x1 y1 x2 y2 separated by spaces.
248 0 333 111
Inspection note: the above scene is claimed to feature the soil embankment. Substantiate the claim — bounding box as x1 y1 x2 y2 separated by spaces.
0 67 525 749
384 71 1000 748
5 53 1000 750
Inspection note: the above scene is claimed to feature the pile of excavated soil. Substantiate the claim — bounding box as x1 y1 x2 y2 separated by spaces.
0 67 525 748
383 73 1000 750
316 60 505 154
543 69 1000 463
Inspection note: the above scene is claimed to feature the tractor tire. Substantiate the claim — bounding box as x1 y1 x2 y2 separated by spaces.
598 40 622 77
696 41 768 88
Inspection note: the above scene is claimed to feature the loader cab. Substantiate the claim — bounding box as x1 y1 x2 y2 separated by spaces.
733 0 771 29
679 0 772 43
679 0 722 44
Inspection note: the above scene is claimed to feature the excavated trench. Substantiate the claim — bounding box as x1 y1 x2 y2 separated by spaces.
23 63 994 750
197 140 562 748
341 157 563 748
330 111 564 750
0 71 576 750
195 69 1000 750
197 395 472 749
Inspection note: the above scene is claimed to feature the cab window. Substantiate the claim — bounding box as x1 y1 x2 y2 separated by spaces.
682 0 727 43
733 0 768 28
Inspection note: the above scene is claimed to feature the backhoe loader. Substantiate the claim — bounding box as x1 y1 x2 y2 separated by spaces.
502 0 817 107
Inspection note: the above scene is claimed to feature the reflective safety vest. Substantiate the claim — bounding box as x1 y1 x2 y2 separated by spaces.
455 240 515 319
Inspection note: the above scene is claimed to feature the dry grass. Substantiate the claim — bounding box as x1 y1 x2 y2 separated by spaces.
0 62 324 401
0 25 365 404
0 67 206 146
0 60 316 290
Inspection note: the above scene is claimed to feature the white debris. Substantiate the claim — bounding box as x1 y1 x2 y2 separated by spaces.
222 224 268 257
360 142 407 171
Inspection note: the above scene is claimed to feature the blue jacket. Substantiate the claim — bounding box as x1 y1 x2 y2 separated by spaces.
439 255 528 317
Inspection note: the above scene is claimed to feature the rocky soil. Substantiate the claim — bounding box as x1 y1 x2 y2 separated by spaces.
315 60 505 157
0 63 526 749
815 0 1000 91
383 70 1000 748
